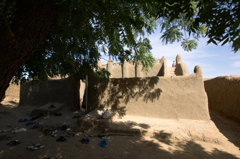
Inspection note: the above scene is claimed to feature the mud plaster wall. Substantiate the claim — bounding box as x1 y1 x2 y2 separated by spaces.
128 62 135 78
204 76 240 122
87 74 210 120
80 80 86 102
176 63 189 76
175 54 189 76
4 83 20 100
102 54 190 78
110 62 122 78
19 77 80 109
101 59 163 78
145 60 164 77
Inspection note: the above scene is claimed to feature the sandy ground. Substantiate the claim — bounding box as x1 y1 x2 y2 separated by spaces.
0 98 239 159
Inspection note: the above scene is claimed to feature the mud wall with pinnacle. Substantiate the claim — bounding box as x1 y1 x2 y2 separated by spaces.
87 65 210 120
100 58 164 78
99 54 189 78
3 54 210 121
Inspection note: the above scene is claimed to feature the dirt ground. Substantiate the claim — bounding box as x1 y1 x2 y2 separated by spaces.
0 97 240 159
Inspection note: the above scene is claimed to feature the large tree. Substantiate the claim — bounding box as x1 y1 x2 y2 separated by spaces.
0 0 57 101
159 2 208 51
0 0 239 101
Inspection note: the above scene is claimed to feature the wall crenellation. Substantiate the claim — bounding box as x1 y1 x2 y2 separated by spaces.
112 62 121 66
102 64 107 68
98 54 201 78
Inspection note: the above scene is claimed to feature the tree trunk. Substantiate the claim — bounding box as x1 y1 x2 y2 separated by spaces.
0 0 57 102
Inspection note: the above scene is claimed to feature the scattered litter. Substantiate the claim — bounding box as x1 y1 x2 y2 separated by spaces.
68 133 75 137
27 143 45 150
43 116 50 119
64 131 75 137
84 133 93 137
51 130 58 137
54 113 62 116
80 138 89 144
31 124 43 130
44 129 51 135
102 136 111 140
48 104 56 109
0 127 25 133
31 113 44 121
12 128 24 133
18 119 28 122
44 128 60 136
56 136 66 142
61 124 69 131
0 128 12 133
102 109 110 119
6 140 22 147
98 140 107 147
26 122 35 126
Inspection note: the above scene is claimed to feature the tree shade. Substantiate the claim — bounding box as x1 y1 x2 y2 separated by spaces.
0 0 239 101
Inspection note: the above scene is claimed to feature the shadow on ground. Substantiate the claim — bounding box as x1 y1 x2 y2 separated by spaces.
209 109 240 148
0 105 239 159
0 130 238 159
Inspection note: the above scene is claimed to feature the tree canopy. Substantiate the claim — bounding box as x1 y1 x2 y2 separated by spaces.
0 0 240 101
159 2 208 52
13 0 161 83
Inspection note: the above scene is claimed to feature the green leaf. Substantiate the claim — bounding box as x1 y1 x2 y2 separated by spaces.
181 39 198 51
221 38 229 46
160 27 183 44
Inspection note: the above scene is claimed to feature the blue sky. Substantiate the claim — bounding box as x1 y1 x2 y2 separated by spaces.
101 27 240 78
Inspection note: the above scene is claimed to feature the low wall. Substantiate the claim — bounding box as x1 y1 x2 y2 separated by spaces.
204 76 240 122
19 77 80 109
4 83 20 100
1 82 20 105
87 66 210 120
